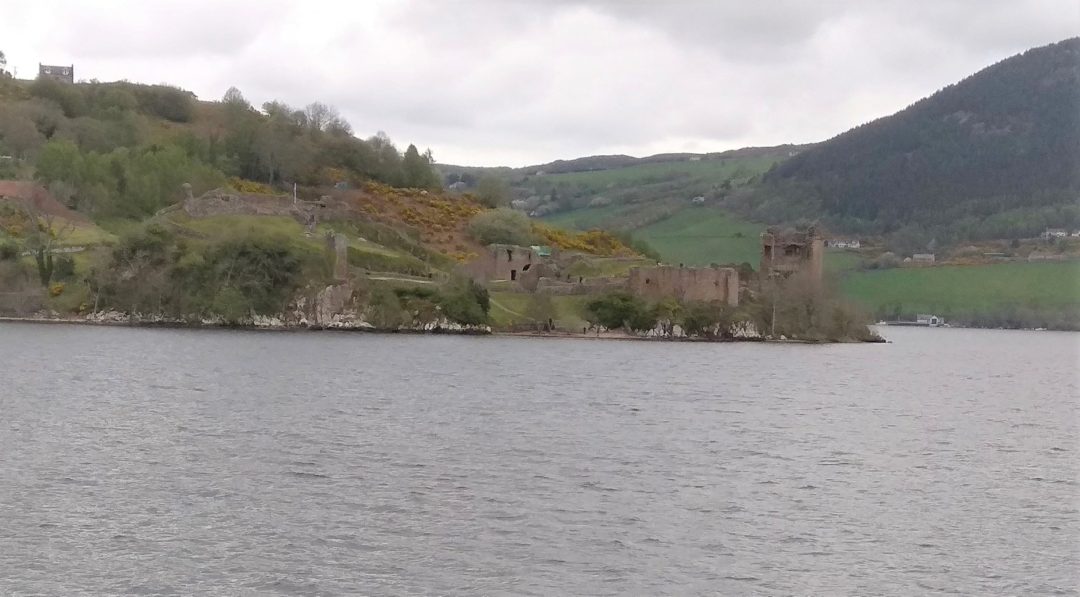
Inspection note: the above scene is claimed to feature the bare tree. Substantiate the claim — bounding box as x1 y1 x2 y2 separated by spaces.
304 102 337 132
21 202 74 287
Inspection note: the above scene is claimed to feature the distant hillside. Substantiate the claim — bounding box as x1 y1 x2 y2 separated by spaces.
745 37 1080 241
441 145 803 227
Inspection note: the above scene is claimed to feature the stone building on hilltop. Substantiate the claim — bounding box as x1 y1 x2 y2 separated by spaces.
38 64 74 84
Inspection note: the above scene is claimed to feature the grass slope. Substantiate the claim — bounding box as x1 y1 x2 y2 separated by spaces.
536 156 776 192
635 207 764 266
841 261 1080 315
541 204 627 230
489 292 591 329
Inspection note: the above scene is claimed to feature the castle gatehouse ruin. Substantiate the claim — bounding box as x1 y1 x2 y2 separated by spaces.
461 244 554 285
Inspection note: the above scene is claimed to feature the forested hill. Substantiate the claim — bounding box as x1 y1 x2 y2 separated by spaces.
749 37 1080 237
0 77 442 220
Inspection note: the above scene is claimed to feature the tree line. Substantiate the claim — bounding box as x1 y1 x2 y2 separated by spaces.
0 71 442 220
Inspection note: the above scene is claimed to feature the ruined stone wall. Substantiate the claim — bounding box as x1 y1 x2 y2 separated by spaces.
518 262 558 292
328 233 349 281
183 189 299 219
534 278 580 295
626 266 739 306
533 276 628 295
181 188 355 224
463 244 541 283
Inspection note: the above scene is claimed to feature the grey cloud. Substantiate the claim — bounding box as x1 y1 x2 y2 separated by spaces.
1 0 1075 166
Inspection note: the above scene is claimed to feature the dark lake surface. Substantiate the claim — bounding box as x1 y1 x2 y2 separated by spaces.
0 323 1077 595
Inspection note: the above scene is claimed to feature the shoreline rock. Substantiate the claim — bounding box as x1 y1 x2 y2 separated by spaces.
0 314 882 343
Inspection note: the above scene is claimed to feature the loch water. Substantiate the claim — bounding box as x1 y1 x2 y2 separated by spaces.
0 323 1077 595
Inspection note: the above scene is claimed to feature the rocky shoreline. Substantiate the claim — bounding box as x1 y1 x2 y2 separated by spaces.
0 314 885 343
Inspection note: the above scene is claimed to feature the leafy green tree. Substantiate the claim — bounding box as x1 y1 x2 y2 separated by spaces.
367 131 404 185
401 143 439 189
222 87 249 110
584 292 652 332
365 286 404 329
438 279 489 326
29 77 87 117
133 85 194 122
0 110 46 158
34 139 83 187
679 301 733 338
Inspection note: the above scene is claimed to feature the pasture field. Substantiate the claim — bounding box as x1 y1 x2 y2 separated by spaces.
841 261 1080 314
634 207 764 266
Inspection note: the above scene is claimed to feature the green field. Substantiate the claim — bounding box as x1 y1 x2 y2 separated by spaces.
841 261 1080 314
535 156 777 192
541 203 628 230
824 250 865 273
634 207 764 266
489 291 591 329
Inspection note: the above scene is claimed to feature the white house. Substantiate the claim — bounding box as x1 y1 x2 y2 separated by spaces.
827 239 861 249
1044 228 1068 239
916 314 943 326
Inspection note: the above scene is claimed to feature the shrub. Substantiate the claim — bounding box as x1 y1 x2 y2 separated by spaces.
211 287 250 324
475 176 510 208
438 280 489 326
0 240 18 260
53 255 76 280
610 230 661 260
532 223 635 256
585 292 654 332
467 208 536 246
365 286 404 329
133 85 195 122
29 77 87 117
679 301 733 337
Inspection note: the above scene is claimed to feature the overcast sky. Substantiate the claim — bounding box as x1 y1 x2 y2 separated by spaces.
2 1 1076 166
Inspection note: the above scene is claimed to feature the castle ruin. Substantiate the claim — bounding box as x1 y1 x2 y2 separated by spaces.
461 244 550 284
626 265 739 306
759 225 823 283
328 233 349 282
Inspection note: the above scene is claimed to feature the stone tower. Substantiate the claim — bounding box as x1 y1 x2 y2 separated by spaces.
759 225 824 283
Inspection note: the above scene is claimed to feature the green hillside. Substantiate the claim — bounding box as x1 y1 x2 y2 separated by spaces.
517 150 785 218
0 71 644 325
633 207 763 266
749 37 1080 242
530 149 788 266
531 155 775 192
